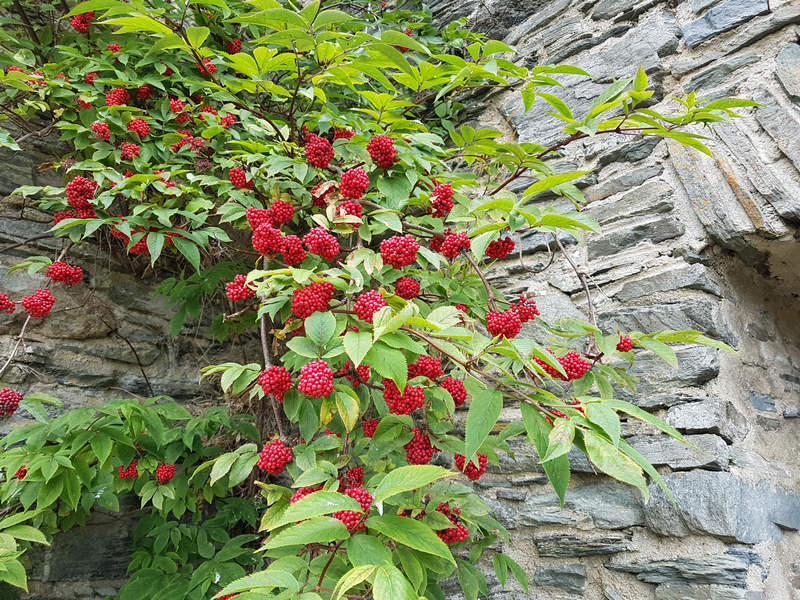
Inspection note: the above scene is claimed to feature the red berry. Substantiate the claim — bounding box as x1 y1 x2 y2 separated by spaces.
257 439 293 475
534 350 591 381
169 97 186 114
266 200 294 226
197 58 217 77
257 366 292 402
246 207 271 230
70 11 94 33
511 295 539 323
353 290 387 324
430 183 454 218
105 87 129 106
15 465 27 479
303 227 339 261
0 293 16 314
383 379 425 415
404 428 434 464
290 282 335 318
120 142 140 160
409 356 443 380
333 487 373 532
337 362 370 386
290 486 322 504
136 84 153 100
53 210 78 225
367 135 398 168
485 236 515 260
224 274 254 302
280 235 307 266
225 38 242 53
486 310 522 339
334 129 355 140
305 134 334 169
107 43 122 53
0 388 22 417
340 168 370 199
336 200 362 227
90 122 110 140
252 223 283 254
118 461 138 479
362 419 379 437
65 176 97 213
46 261 83 285
380 234 419 269
21 289 55 318
440 231 470 259
441 377 467 407
454 452 487 481
155 463 176 484
127 118 150 139
84 71 99 85
617 335 633 352
229 167 254 189
436 503 469 544
298 360 334 398
394 276 420 299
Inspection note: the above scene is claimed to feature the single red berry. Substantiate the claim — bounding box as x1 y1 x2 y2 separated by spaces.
105 87 129 106
305 134 334 169
69 11 94 33
252 223 283 254
127 118 150 139
454 452 487 481
367 135 398 168
46 261 83 285
511 295 540 323
290 282 335 318
394 277 420 299
155 463 176 484
404 428 434 464
380 234 419 269
486 310 522 339
362 419 379 437
280 235 307 266
485 236 515 259
257 366 292 402
353 290 387 324
617 335 633 352
430 183 454 218
0 293 16 314
225 38 242 53
298 360 334 398
197 58 217 77
441 377 467 407
21 289 55 318
120 142 140 160
90 121 110 140
257 439 293 475
340 168 370 199
0 388 22 417
224 274 254 302
440 231 470 259
229 167 254 189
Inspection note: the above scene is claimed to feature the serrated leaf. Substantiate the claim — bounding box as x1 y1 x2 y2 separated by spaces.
373 465 452 503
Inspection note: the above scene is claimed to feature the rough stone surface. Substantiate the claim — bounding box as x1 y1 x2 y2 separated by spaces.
628 433 730 471
776 43 800 100
614 263 722 301
666 398 749 442
534 564 587 594
534 532 634 557
682 0 769 48
519 483 644 529
607 555 751 586
587 216 685 259
754 89 800 172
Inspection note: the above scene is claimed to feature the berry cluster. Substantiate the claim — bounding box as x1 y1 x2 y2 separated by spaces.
337 361 371 387
171 129 204 152
290 486 321 504
334 129 355 140
246 207 271 230
340 168 370 199
436 503 469 544
617 335 633 352
65 176 97 216
280 235 307 265
367 135 398 168
84 71 99 85
333 487 373 532
534 350 591 381
362 419 379 438
298 360 334 398
454 452 487 481
0 388 22 417
353 290 387 323
21 289 55 318
120 142 140 160
336 200 362 227
118 461 138 479
305 134 335 169
266 200 294 226
226 38 242 53
430 183 454 218
46 261 83 285
485 236 515 259
486 309 522 339
137 84 153 100
90 121 110 140
440 231 471 259
15 466 26 480
127 118 150 139
383 379 425 415
409 355 443 380
155 463 176 484
340 466 364 489
197 58 217 77
0 293 16 314
53 210 78 225
511 295 540 323
224 274 254 302
257 439 293 475
229 167 254 189
291 282 335 318
394 276 420 299
69 11 94 33
252 223 282 254
441 377 467 407
257 366 292 402
404 428 434 465
105 87 130 106
107 43 122 53
220 113 237 128
303 227 339 261
380 235 419 269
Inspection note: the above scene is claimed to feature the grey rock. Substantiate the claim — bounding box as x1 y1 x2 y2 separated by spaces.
605 589 625 600
615 263 722 301
654 583 749 599
776 43 800 100
687 53 759 91
628 433 729 471
633 391 713 410
520 483 644 529
584 165 664 203
607 555 750 586
496 488 528 501
748 391 776 412
692 0 724 14
625 346 720 396
682 0 769 48
534 564 587 594
643 470 800 543
755 89 800 173
586 180 674 226
596 135 663 167
535 532 633 557
587 216 685 259
518 229 577 256
667 398 749 443
591 0 638 20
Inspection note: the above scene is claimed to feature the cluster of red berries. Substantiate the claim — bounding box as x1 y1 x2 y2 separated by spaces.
171 130 204 152
118 461 138 479
90 122 110 140
229 167 254 189
224 274 255 302
298 360 334 398
53 211 78 225
441 377 467 407
15 465 26 480
340 167 370 199
409 355 443 380
380 234 419 269
69 11 94 33
257 439 293 475
337 361 371 387
107 43 122 53
333 487 373 532
511 295 540 323
220 113 237 128
303 227 339 261
534 350 591 381
65 176 97 216
291 282 335 318
336 199 362 227
266 200 294 226
367 135 398 168
485 236 515 259
394 276 420 299
305 134 335 169
290 486 321 504
120 142 140 160
136 84 153 100
84 71 99 85
252 223 282 254
486 309 522 339
353 290 387 323
436 503 469 544
197 58 217 77
246 207 271 230
280 235 307 265
46 261 83 285
226 38 242 53
155 463 176 484
362 419 379 437
21 289 56 318
0 293 16 314
0 388 22 417
430 183 454 218
105 87 130 106
440 231 471 259
383 379 425 415
127 118 150 139
617 335 633 352
334 129 355 140
340 466 364 489
404 428 434 465
257 366 293 402
454 452 487 481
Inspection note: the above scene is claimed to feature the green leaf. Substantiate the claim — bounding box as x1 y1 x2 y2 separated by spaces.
90 435 113 466
276 492 362 527
598 398 685 442
210 452 238 486
0 559 27 591
172 237 202 271
336 391 360 432
521 403 569 505
636 335 678 368
542 417 575 462
305 311 337 346
373 465 453 503
65 0 126 17
365 343 407 391
464 389 502 464
373 565 416 600
586 403 620 446
333 565 377 600
505 555 529 592
102 16 173 35
365 515 454 564
186 26 210 48
4 525 48 545
347 534 392 566
584 431 648 498
37 476 63 509
522 171 589 199
216 569 299 595
342 331 372 367
380 30 429 55
264 516 349 549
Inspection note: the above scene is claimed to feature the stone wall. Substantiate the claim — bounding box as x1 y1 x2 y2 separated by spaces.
2 0 800 598
428 0 800 598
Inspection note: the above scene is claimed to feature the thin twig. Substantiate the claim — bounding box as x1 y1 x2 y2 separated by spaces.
552 235 600 355
463 250 497 310
260 311 285 440
0 233 53 254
